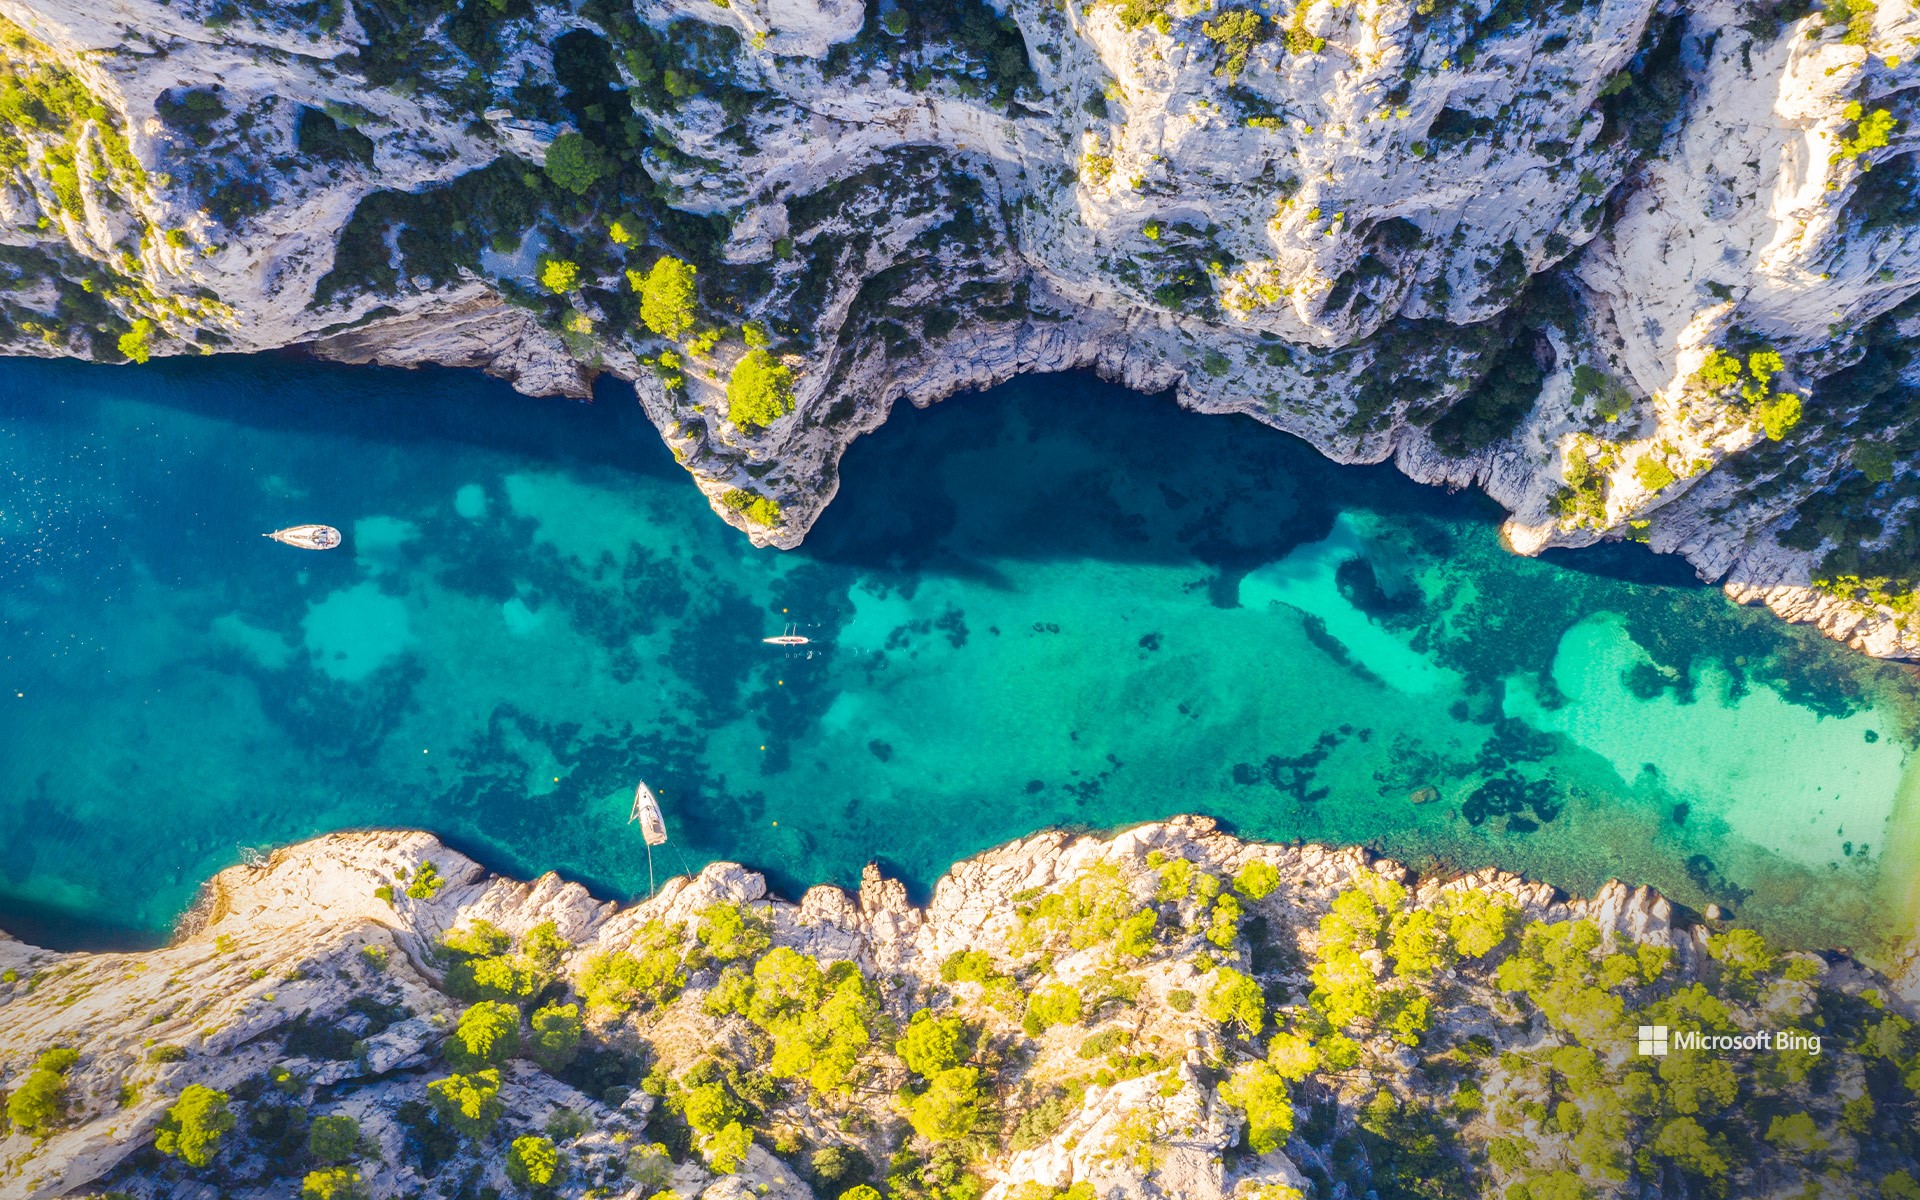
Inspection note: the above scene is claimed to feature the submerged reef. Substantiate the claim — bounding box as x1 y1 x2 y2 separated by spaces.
3 818 1919 1199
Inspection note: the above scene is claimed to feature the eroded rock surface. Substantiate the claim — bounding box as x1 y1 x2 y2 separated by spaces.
3 819 1917 1198
0 3 1918 653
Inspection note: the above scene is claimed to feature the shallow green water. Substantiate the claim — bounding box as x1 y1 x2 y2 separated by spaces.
2 356 1916 952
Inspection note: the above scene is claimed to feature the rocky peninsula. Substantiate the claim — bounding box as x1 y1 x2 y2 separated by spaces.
3 818 1918 1199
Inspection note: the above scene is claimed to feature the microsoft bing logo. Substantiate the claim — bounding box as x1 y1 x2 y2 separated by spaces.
1638 1025 1669 1056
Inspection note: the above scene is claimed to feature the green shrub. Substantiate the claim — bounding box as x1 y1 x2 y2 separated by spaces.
35 1048 78 1074
721 489 782 528
697 901 773 962
1166 988 1195 1013
405 861 444 900
1634 456 1677 492
1205 895 1242 949
705 1120 753 1172
681 1077 746 1135
1854 440 1896 483
629 1142 675 1192
441 920 513 959
1824 0 1878 44
428 1069 504 1140
941 951 995 984
1652 1116 1730 1179
908 1066 985 1143
1754 392 1801 440
1441 890 1517 958
118 318 154 364
155 1085 235 1168
446 1001 521 1071
577 921 686 1014
1022 983 1083 1035
296 106 375 165
544 132 609 194
528 1002 584 1072
148 1044 187 1064
1282 1 1324 53
1695 349 1742 391
540 258 581 293
1387 908 1447 978
1266 1030 1318 1081
522 921 569 971
307 1113 361 1164
302 1166 370 1200
1016 863 1139 951
1114 908 1159 957
6 1068 66 1131
546 1108 590 1142
1839 103 1896 161
1201 10 1266 80
1218 1061 1294 1153
507 1133 561 1186
897 1011 971 1077
1233 861 1281 900
726 350 796 431
441 923 543 1003
707 948 879 1093
1204 967 1265 1034
1706 928 1775 980
634 256 699 339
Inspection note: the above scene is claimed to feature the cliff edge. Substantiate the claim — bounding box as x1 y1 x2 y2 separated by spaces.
2 819 1918 1198
0 0 1918 654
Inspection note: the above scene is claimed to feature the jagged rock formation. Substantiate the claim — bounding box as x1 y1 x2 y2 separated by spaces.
1 0 1919 653
2 819 1919 1199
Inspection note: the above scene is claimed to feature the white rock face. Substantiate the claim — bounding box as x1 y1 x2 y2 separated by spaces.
0 0 1918 653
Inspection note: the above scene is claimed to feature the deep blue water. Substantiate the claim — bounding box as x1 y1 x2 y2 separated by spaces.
3 354 1917 953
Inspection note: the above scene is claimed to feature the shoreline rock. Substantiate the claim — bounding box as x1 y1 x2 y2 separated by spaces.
4 819 1917 1198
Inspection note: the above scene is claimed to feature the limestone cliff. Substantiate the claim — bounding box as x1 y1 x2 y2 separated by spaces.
1 0 1919 653
2 820 1919 1199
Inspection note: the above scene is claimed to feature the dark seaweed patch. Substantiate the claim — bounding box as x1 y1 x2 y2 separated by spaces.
1460 771 1562 832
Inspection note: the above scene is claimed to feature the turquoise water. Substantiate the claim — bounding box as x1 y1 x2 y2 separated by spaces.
3 356 1918 953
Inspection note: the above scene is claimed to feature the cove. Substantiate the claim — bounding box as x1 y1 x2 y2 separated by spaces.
2 355 1918 956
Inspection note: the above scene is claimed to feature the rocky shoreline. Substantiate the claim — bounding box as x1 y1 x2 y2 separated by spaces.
3 818 1919 1199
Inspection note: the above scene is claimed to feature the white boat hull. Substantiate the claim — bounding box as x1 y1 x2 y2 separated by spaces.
631 783 668 846
265 524 341 550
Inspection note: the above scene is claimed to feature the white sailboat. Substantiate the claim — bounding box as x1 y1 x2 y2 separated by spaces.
631 782 668 896
264 524 341 550
630 782 668 846
763 623 809 646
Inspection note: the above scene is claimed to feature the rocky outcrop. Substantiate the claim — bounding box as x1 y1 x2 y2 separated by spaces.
4 818 1914 1198
1 0 1919 654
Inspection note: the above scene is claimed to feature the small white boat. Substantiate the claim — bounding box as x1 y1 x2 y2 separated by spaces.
264 524 341 550
630 782 668 847
763 623 809 646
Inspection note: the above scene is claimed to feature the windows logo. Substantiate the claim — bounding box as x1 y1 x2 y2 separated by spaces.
1637 1025 1669 1056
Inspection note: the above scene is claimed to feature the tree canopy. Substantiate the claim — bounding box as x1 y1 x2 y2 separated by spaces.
634 256 699 340
428 1069 505 1140
446 1001 521 1071
155 1085 235 1168
528 1002 584 1072
544 132 610 194
507 1134 561 1187
307 1114 361 1164
724 349 795 431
